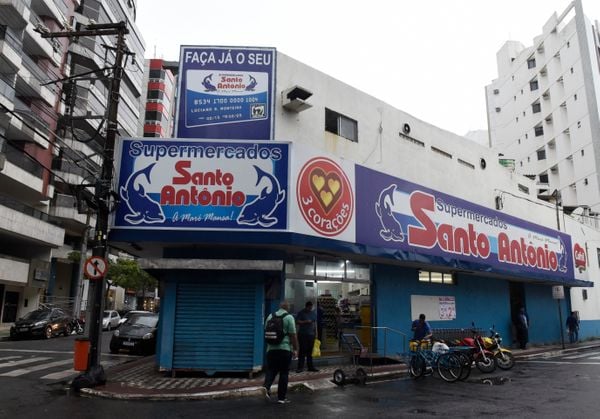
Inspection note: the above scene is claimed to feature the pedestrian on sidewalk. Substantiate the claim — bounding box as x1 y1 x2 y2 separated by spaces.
263 301 298 404
515 307 529 349
411 314 432 341
295 301 319 373
566 311 579 344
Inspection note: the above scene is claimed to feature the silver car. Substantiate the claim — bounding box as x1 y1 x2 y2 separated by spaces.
102 310 121 331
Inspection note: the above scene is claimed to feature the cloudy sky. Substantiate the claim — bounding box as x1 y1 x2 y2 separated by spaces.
135 0 600 137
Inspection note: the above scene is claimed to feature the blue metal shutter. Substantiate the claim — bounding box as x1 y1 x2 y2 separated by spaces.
173 280 261 373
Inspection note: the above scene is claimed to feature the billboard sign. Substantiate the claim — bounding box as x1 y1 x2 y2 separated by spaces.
176 46 276 140
114 138 288 230
355 165 574 280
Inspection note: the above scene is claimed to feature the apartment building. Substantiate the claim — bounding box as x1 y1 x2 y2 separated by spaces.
0 0 144 325
486 0 600 218
138 58 177 138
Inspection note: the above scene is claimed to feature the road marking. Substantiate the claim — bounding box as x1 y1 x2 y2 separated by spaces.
40 359 122 380
41 369 76 380
562 351 600 360
0 357 51 368
0 356 22 362
0 348 74 355
0 359 72 377
522 360 600 365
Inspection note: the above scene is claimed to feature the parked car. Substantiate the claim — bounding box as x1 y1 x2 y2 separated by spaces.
118 310 151 327
110 312 159 355
102 310 121 330
10 308 72 340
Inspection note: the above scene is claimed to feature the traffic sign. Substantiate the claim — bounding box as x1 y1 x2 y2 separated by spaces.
84 256 108 280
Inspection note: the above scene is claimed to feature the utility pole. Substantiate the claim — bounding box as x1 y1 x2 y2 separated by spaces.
40 21 130 379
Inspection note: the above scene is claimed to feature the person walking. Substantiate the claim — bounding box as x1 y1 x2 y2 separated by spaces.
263 301 298 404
566 311 579 344
515 307 529 349
295 301 319 373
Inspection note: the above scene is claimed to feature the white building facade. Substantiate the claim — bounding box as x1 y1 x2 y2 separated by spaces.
486 0 600 217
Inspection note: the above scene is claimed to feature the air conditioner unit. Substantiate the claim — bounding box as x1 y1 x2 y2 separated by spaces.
282 85 313 113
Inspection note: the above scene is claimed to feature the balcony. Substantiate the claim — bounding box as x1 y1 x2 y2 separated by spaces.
0 154 47 201
0 196 64 247
49 193 96 232
31 0 65 25
0 27 21 73
24 14 61 65
0 254 29 285
0 0 29 28
16 55 56 105
0 76 15 123
6 98 51 149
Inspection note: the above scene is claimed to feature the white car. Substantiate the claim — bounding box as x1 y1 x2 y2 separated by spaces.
102 310 121 331
118 310 151 327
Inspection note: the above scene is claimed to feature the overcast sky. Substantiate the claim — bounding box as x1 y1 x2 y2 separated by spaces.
135 0 600 137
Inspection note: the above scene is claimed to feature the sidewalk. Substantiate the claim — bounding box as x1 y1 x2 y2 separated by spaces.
80 339 600 400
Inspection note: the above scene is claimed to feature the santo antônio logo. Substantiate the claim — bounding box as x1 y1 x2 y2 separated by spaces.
297 157 353 236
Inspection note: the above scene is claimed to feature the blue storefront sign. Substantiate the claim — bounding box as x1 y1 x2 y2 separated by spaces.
175 46 276 140
355 165 575 281
113 139 288 231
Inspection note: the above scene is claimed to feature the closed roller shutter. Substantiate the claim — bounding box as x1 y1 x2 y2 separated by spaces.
173 280 261 373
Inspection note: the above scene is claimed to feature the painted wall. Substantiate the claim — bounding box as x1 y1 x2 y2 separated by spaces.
374 264 511 355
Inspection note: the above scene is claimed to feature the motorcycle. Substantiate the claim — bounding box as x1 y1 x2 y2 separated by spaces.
460 326 496 373
71 317 85 335
483 326 515 370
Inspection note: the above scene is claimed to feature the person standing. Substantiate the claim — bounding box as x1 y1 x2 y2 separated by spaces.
295 301 319 373
566 311 579 344
263 301 298 404
411 314 432 340
515 307 529 349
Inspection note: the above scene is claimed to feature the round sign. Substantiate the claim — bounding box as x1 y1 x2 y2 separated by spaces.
84 256 108 280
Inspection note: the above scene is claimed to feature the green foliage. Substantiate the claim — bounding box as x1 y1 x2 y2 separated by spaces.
108 258 157 291
67 251 81 263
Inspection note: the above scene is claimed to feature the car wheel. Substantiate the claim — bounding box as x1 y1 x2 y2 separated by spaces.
64 324 72 336
45 326 53 339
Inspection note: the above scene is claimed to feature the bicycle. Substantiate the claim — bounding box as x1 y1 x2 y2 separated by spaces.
408 339 463 383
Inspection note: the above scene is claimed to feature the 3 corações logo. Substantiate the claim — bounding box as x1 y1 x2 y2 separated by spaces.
297 157 353 236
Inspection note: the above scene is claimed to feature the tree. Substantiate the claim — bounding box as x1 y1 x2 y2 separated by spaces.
106 258 157 310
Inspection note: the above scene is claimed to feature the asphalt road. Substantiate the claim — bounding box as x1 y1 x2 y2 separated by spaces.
0 347 599 418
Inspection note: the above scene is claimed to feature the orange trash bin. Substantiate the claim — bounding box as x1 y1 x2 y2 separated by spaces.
74 337 90 371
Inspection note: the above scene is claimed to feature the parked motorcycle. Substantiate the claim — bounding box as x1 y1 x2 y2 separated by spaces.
460 325 496 373
483 326 515 370
71 317 85 335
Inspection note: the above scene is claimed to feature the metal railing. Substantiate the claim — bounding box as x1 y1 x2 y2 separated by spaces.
353 325 407 359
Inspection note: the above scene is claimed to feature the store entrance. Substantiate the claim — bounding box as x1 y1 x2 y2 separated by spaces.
285 278 371 355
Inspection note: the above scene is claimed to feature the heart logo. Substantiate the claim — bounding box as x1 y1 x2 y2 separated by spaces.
309 168 342 213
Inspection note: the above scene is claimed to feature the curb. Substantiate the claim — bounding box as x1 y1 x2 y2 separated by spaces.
77 341 600 401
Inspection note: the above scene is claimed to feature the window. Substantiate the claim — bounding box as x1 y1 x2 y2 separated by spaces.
516 117 519 123
537 148 546 160
149 69 165 80
525 133 528 139
581 149 585 156
518 184 530 194
495 107 501 113
577 121 581 128
518 139 521 144
574 94 578 101
458 159 475 169
570 67 574 74
584 178 589 185
144 111 163 121
147 90 164 100
567 41 570 48
527 156 530 162
527 57 536 69
539 173 549 184
523 111 526 116
325 108 358 142
431 147 452 159
514 96 517 101
532 102 541 113
520 161 523 167
530 80 539 91
534 125 544 136
493 89 500 94
419 270 454 285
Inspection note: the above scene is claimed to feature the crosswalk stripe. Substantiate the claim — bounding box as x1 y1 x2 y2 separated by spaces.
40 358 122 381
0 357 51 369
562 351 600 359
0 356 23 362
41 369 76 380
0 359 73 377
0 349 73 355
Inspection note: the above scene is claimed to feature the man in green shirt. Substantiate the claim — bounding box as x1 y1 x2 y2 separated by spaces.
263 301 298 404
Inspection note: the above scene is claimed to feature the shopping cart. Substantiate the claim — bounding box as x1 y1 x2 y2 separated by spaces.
332 333 369 386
